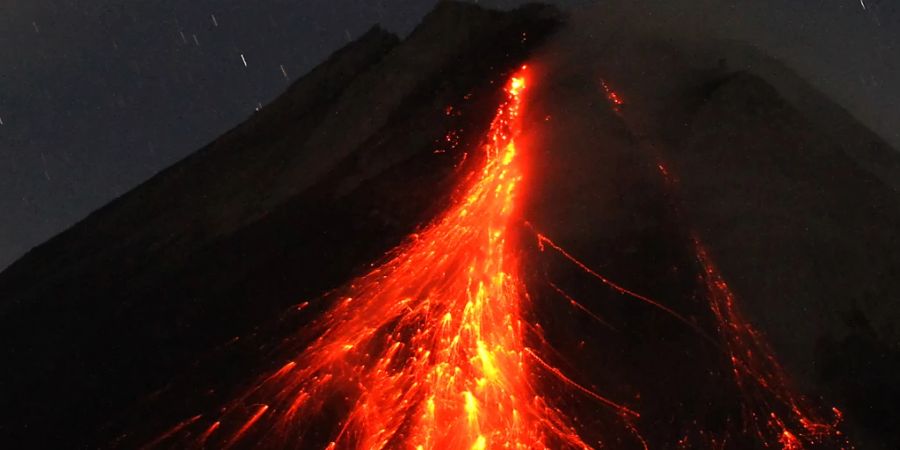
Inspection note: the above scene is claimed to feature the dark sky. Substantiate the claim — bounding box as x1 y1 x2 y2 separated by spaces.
1 0 897 269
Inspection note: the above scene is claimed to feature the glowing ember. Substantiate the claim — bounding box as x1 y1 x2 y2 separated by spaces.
600 79 624 112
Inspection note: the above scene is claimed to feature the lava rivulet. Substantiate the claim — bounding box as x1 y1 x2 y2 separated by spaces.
694 241 850 449
185 68 596 449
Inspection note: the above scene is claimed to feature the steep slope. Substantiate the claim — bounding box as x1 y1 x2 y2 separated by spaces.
536 23 900 447
0 3 561 448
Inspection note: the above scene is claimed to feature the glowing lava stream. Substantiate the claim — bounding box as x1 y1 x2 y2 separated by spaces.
148 68 854 450
191 68 601 449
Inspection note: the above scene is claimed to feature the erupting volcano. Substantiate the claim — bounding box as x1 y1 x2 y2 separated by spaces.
7 4 897 448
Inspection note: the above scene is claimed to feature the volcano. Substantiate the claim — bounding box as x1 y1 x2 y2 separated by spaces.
2 2 899 449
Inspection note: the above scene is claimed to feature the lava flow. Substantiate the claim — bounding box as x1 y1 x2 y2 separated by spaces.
694 241 850 449
146 66 853 450
173 68 597 449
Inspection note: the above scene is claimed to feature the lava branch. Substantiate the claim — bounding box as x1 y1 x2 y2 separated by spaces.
527 222 710 341
592 76 852 449
529 221 852 448
693 239 851 449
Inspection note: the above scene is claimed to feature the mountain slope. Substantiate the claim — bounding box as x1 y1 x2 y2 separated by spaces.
0 3 561 448
536 24 900 446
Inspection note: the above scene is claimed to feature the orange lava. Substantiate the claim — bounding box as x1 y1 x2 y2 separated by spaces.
190 68 594 449
695 241 851 449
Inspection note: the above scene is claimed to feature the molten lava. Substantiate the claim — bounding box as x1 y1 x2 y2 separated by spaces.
184 68 595 449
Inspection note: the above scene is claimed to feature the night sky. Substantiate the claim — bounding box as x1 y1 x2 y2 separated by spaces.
1 0 897 269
